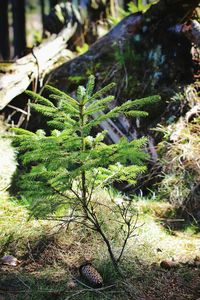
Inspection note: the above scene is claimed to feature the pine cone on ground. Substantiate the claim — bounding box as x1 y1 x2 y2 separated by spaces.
79 263 103 288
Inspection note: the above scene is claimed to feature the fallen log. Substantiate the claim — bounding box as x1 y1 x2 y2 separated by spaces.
49 0 199 148
51 0 199 86
0 23 76 110
51 13 143 84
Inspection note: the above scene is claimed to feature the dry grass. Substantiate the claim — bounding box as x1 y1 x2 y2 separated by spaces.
167 119 200 179
157 118 200 207
132 200 200 263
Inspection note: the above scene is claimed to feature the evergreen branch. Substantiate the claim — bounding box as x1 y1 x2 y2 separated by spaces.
45 85 79 106
85 75 95 98
128 95 161 108
50 185 72 200
30 103 58 116
90 82 116 100
25 90 55 107
49 95 79 114
77 85 86 102
10 127 36 136
84 95 115 115
125 110 148 117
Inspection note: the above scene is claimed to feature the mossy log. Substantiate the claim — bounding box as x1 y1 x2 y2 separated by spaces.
50 0 199 145
51 0 199 86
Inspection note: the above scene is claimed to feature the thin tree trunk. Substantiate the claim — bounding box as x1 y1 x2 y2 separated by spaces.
49 0 59 9
0 0 10 60
40 0 45 34
12 0 26 58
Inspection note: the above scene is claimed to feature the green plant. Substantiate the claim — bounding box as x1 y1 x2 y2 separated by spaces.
108 0 157 26
127 0 157 14
76 43 89 55
11 75 160 270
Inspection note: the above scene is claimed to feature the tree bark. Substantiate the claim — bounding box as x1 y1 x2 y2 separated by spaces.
11 0 26 58
49 0 59 9
40 0 45 33
0 0 10 60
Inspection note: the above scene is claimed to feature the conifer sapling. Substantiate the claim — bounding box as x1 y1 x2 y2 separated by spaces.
11 75 160 269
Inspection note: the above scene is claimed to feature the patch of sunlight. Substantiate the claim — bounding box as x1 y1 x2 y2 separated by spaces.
0 137 17 191
125 216 170 263
125 211 200 264
136 199 174 218
0 192 51 255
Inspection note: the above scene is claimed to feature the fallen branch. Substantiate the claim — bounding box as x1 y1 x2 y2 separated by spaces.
0 23 76 110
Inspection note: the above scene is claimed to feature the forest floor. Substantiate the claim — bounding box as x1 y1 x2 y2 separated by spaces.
0 190 200 300
0 129 200 300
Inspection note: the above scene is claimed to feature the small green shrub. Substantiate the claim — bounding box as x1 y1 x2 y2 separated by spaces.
11 75 160 269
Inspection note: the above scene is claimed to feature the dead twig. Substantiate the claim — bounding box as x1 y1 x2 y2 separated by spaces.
66 275 115 300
